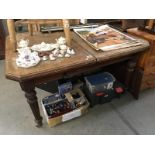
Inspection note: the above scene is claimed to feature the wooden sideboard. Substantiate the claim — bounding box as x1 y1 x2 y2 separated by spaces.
128 28 155 90
0 20 5 59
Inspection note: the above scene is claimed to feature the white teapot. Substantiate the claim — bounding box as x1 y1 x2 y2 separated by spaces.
17 47 30 55
56 37 66 45
17 48 32 63
16 48 40 68
17 39 29 48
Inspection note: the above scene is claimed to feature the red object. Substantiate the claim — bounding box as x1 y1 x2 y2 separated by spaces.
115 87 124 93
96 92 106 96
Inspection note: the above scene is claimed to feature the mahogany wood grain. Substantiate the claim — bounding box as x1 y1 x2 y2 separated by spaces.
20 81 43 127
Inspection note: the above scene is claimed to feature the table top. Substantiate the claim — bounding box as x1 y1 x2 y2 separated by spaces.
5 31 149 82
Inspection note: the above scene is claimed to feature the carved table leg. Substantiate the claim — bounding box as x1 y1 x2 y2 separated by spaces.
125 55 143 99
125 59 137 88
20 81 43 127
130 67 143 99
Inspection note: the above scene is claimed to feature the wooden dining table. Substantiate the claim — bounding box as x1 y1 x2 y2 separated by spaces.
5 31 149 127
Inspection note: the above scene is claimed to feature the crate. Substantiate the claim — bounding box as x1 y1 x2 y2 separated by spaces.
41 88 89 127
84 72 116 94
83 80 125 107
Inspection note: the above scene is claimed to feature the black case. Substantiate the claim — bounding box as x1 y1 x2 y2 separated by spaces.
83 81 125 107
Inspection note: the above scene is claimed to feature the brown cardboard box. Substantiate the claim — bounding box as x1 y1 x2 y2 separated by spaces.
41 88 90 127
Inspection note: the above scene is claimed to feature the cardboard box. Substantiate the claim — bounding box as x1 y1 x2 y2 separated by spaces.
41 88 89 127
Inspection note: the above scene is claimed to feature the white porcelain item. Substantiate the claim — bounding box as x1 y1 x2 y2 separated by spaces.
65 53 71 57
17 39 29 48
60 50 66 55
42 56 48 61
49 54 56 61
17 47 31 54
60 44 67 50
58 54 63 58
51 43 59 49
67 48 75 55
70 49 75 55
52 49 60 56
31 42 54 52
56 37 66 45
16 50 40 68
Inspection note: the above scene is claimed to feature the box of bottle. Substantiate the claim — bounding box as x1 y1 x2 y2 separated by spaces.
41 88 89 127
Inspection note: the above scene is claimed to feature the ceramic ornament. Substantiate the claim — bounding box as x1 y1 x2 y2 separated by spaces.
31 42 55 52
60 44 67 50
42 56 48 61
50 57 56 61
17 47 30 54
67 48 75 55
49 53 54 57
60 50 66 55
17 48 32 58
58 54 63 58
52 49 60 57
66 48 70 52
28 36 76 64
16 49 40 68
65 53 71 57
17 39 29 48
51 43 59 49
56 37 66 45
70 49 75 55
49 54 56 61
